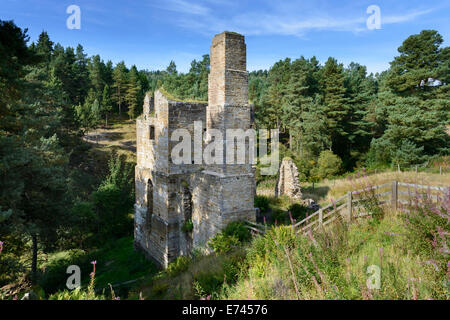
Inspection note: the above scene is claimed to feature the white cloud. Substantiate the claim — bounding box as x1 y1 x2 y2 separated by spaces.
152 1 436 37
382 9 434 24
151 0 210 16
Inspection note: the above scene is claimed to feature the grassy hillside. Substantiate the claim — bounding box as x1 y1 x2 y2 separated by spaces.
223 208 448 299
125 172 449 300
30 169 448 300
35 122 448 301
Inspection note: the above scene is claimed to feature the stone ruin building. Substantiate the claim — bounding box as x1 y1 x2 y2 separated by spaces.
275 158 320 212
134 32 257 267
275 158 303 200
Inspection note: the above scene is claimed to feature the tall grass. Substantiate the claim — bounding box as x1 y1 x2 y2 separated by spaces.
327 171 450 201
222 187 449 300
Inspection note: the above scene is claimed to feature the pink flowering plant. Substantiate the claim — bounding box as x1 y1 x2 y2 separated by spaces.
402 187 450 297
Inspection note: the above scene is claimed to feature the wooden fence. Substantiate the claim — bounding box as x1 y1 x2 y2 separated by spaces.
246 181 449 235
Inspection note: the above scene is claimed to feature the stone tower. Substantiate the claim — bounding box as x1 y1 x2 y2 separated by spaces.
134 32 256 268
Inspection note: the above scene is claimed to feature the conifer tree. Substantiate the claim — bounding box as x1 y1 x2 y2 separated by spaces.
320 58 351 165
101 84 113 126
112 61 127 118
0 21 69 281
89 55 106 99
125 65 140 119
369 30 449 167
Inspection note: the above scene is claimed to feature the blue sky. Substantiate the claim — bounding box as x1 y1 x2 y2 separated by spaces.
1 0 449 74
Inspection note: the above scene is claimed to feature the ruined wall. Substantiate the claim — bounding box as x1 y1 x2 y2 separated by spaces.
135 31 257 267
275 158 302 200
168 100 207 175
194 31 256 249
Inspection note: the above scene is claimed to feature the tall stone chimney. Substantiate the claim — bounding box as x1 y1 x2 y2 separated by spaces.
206 31 252 174
208 32 248 107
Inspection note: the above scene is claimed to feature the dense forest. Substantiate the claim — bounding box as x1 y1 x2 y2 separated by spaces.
163 29 449 182
0 18 449 295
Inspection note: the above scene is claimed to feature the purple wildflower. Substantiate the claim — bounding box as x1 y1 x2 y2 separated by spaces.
90 260 97 275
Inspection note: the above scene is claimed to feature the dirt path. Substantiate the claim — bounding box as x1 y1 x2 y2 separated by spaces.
83 121 137 153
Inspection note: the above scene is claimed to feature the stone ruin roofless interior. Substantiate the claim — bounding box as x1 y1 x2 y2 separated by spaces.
134 31 257 267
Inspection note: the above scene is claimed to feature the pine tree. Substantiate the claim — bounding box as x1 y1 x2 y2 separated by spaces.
125 65 140 119
283 57 314 152
265 58 292 130
112 61 127 118
166 60 177 75
73 44 90 105
369 30 449 167
34 31 53 65
343 62 377 166
320 58 351 166
101 84 113 126
387 30 445 97
89 55 106 99
75 88 98 133
300 102 331 157
0 21 69 281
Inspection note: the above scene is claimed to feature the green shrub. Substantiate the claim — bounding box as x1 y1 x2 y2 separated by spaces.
271 209 287 224
316 150 342 180
223 221 251 243
48 287 106 300
288 203 308 221
222 249 246 284
193 272 224 298
208 234 240 254
181 219 193 233
39 249 93 294
167 256 191 277
91 152 135 242
254 195 270 212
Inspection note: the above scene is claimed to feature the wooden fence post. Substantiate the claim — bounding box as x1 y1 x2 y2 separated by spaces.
318 209 323 227
347 192 353 221
392 181 398 211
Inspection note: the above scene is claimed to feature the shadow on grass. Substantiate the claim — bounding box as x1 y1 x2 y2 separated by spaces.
302 185 330 203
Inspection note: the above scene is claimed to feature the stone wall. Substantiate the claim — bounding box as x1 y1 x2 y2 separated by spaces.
275 158 302 200
135 31 257 268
